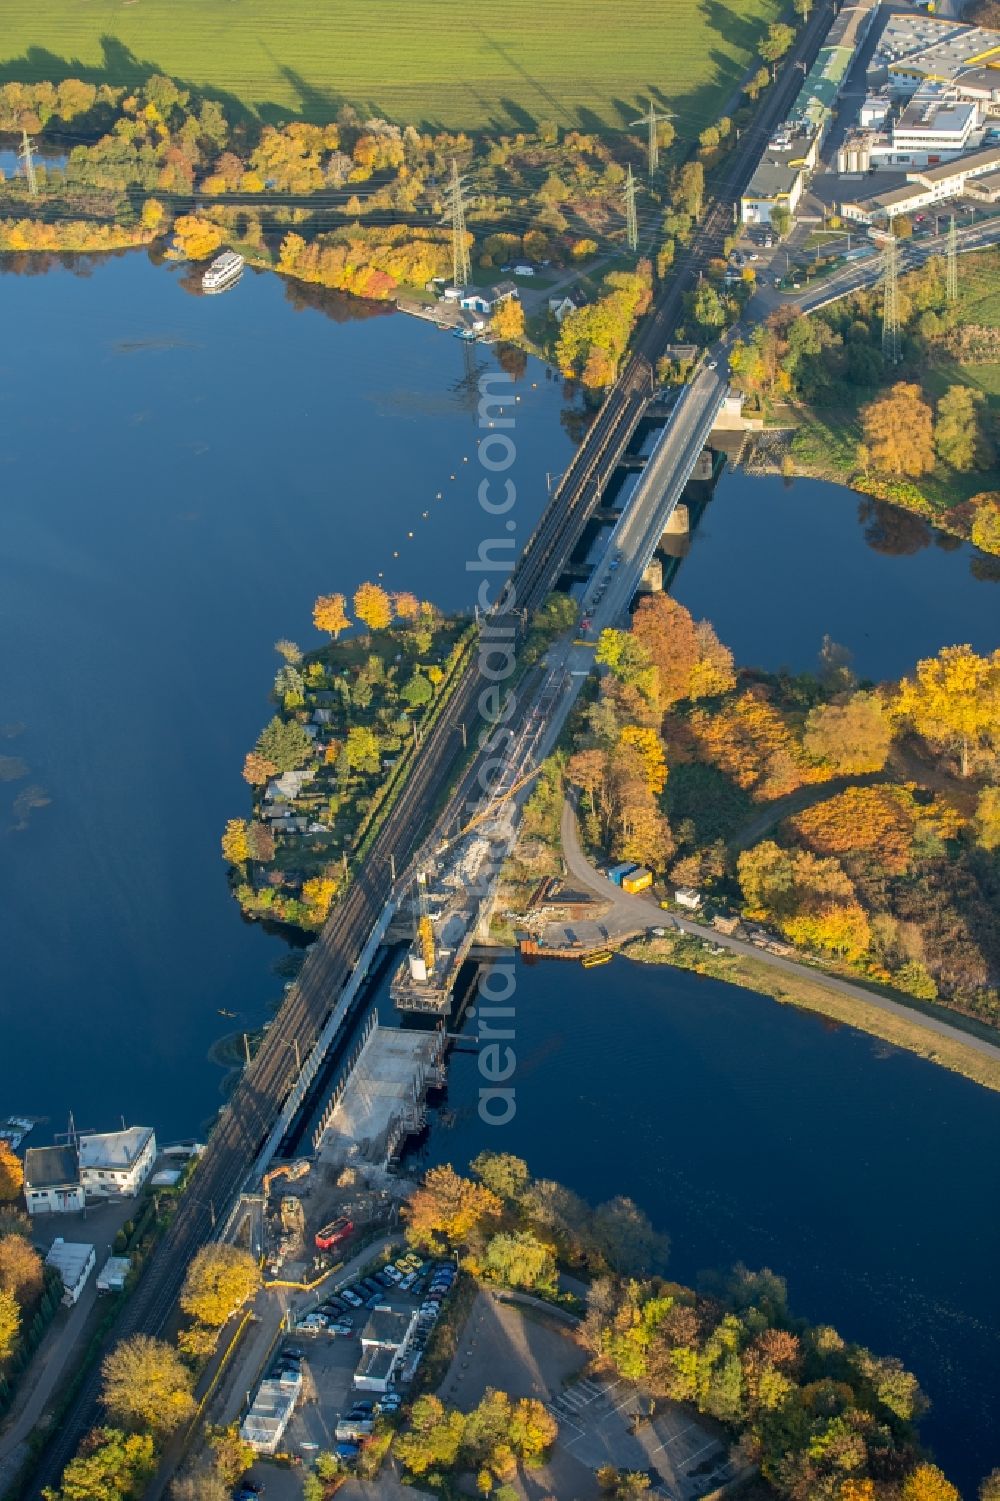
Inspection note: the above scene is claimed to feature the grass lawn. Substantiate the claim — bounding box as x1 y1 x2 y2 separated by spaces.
0 0 780 132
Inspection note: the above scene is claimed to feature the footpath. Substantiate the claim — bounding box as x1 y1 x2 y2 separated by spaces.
558 799 1000 1070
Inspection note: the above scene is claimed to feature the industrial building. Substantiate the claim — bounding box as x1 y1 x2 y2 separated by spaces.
841 142 1000 220
79 1126 157 1199
868 14 1000 101
353 1307 420 1393
241 1371 302 1453
742 0 880 224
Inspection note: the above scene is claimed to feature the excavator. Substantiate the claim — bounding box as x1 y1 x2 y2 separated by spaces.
261 1157 310 1204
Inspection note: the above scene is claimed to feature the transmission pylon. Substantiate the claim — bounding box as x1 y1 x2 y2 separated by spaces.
946 213 958 303
624 165 639 253
629 100 675 178
881 230 901 366
442 158 472 289
19 128 38 198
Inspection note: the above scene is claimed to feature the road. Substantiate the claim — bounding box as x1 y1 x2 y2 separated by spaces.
558 798 1000 1069
26 6 845 1491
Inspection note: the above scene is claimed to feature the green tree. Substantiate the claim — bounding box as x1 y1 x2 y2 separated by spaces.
760 21 795 62
255 716 313 773
101 1335 196 1435
747 66 771 100
402 672 433 708
592 1196 670 1276
471 1152 531 1203
180 1245 261 1328
934 385 995 471
50 1427 156 1501
770 205 791 239
482 1231 556 1291
673 161 705 218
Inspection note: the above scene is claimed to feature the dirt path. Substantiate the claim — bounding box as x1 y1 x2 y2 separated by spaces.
725 771 884 854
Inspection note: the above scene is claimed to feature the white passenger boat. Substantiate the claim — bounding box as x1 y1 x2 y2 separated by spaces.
202 250 244 293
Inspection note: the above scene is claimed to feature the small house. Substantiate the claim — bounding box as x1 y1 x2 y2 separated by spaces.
548 289 586 324
45 1238 96 1304
460 292 492 314
96 1255 131 1293
674 887 703 911
493 279 519 303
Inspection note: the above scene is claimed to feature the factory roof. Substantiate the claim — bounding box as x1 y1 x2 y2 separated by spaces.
24 1145 78 1190
79 1126 154 1170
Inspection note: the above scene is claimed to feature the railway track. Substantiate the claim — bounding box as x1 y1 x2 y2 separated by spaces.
29 11 837 1493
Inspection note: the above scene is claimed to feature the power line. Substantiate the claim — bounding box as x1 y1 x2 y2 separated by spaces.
881 230 900 367
19 129 39 199
441 157 471 288
946 212 958 304
624 164 638 253
629 99 675 178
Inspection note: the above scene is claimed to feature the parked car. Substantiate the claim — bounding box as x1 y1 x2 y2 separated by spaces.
335 1441 360 1460
350 1399 375 1414
400 1271 418 1291
330 1321 355 1337
283 1346 304 1359
340 1288 363 1307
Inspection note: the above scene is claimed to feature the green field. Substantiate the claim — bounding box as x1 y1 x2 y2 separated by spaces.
0 0 780 132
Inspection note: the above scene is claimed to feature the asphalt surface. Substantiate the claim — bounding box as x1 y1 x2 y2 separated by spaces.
26 5 848 1491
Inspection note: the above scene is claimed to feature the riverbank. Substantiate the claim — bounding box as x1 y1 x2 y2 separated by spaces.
555 797 1000 1096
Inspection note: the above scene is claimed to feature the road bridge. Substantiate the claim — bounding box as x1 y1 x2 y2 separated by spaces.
29 4 845 1489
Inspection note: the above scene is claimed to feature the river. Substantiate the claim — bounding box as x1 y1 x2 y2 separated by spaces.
406 955 1000 1494
2 247 998 1491
0 249 574 1144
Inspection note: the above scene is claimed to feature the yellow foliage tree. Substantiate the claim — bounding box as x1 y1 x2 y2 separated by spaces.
619 726 667 796
975 785 1000 851
101 1334 196 1435
492 296 525 342
0 1144 24 1204
0 1287 19 1361
392 591 421 621
0 1234 43 1305
180 1245 261 1328
302 876 337 920
353 581 393 631
221 819 250 864
970 495 1000 556
901 1465 960 1501
312 592 350 639
894 644 1000 776
861 382 935 477
171 214 224 261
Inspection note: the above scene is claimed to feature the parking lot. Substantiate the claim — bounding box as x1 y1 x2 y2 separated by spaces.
240 1250 458 1489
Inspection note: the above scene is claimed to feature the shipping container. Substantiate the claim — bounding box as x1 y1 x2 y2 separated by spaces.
606 862 638 887
622 867 653 894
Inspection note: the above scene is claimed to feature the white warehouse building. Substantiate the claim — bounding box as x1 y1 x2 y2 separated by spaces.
79 1126 157 1198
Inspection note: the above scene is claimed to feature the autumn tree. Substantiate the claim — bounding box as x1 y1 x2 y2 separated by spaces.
404 1164 501 1251
974 786 1000 851
345 724 380 772
861 383 935 476
353 580 393 631
759 20 795 60
274 638 302 665
934 385 994 472
492 296 525 342
0 1288 19 1361
101 1335 196 1435
241 751 276 786
220 819 250 865
0 1143 24 1203
971 495 1000 556
979 1470 1000 1501
630 594 734 707
803 692 892 774
894 644 1000 776
49 1426 156 1501
180 1244 261 1328
245 821 275 862
901 1465 960 1501
471 1151 531 1203
312 592 350 639
208 1424 255 1487
392 591 421 621
171 214 224 261
0 1234 43 1306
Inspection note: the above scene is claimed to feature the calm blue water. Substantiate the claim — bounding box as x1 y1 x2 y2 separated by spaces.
3 246 999 1491
0 250 573 1142
674 473 998 682
411 956 1000 1493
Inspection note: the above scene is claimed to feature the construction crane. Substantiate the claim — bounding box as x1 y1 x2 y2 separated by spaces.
416 870 437 977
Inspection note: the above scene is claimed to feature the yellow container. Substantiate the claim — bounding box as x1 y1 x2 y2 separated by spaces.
622 867 652 894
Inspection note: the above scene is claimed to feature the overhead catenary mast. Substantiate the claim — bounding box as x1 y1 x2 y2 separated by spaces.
881 229 901 367
946 213 958 304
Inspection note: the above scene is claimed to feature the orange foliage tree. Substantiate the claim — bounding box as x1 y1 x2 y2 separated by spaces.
404 1165 502 1253
0 1145 23 1204
312 592 350 639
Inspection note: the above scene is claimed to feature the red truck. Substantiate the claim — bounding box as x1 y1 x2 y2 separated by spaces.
314 1217 354 1251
